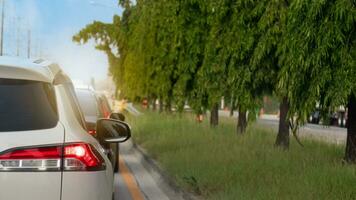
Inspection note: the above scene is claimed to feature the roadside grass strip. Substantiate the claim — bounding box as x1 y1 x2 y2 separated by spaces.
128 112 356 200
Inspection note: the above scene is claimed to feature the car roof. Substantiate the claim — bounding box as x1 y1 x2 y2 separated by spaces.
75 87 98 98
74 83 95 91
0 56 61 83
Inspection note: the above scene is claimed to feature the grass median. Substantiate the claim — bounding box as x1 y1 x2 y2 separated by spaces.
128 112 356 200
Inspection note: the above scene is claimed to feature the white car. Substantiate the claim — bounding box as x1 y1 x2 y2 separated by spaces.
0 57 130 200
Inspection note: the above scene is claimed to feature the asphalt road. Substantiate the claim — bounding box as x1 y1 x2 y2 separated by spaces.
219 110 347 144
259 118 346 144
114 141 171 200
115 171 132 200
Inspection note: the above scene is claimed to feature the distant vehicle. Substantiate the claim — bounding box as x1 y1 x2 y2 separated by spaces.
96 93 126 172
97 93 112 118
75 87 102 135
308 107 347 127
75 88 125 172
308 110 321 124
0 57 130 200
97 93 125 121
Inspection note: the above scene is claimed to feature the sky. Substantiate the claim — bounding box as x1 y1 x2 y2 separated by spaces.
3 0 122 83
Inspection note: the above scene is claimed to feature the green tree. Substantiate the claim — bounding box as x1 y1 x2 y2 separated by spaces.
199 0 268 133
280 0 356 160
73 12 134 98
252 0 294 148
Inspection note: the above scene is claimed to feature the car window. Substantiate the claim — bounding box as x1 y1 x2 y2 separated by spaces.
76 89 98 117
0 78 58 131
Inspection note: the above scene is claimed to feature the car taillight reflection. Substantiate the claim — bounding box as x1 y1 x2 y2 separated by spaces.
0 143 105 172
99 103 111 119
88 129 96 136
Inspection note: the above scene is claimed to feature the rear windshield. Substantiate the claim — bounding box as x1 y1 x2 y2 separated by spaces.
75 89 98 117
0 79 58 131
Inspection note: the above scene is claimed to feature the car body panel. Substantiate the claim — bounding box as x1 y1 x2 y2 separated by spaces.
0 173 62 200
0 57 52 82
56 85 114 200
0 124 65 200
61 171 112 200
0 123 64 153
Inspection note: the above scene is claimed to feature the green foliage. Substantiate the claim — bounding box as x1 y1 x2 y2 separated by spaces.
73 0 356 128
72 15 130 97
279 0 356 124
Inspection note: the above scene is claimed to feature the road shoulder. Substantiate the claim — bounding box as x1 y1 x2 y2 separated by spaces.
119 140 201 200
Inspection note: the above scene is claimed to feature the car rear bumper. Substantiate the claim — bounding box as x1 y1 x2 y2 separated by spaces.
61 170 113 200
0 172 62 200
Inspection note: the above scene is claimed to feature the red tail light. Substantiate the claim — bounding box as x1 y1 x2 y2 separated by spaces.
0 143 105 172
105 112 110 119
0 146 62 171
88 129 96 136
63 143 105 171
101 104 111 118
103 110 110 119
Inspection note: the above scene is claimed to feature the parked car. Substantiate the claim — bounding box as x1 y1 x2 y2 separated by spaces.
308 107 347 127
0 57 130 200
75 87 123 172
97 93 112 118
308 110 321 124
75 87 102 135
97 93 125 121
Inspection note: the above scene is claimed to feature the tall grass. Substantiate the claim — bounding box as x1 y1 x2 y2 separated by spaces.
129 112 356 200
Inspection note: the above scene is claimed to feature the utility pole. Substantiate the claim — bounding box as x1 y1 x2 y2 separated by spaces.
16 27 19 56
27 29 31 59
89 1 116 9
0 0 5 56
16 17 20 57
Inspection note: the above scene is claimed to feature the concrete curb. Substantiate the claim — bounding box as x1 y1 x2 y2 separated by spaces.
130 141 201 200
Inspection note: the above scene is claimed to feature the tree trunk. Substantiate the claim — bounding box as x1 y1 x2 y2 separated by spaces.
159 98 164 113
237 108 247 134
210 103 219 127
275 96 290 149
345 94 356 163
165 99 172 113
152 98 157 111
230 95 235 117
230 107 234 117
146 97 150 109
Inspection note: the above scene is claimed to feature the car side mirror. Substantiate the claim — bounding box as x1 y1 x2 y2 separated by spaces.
96 119 131 143
110 113 125 121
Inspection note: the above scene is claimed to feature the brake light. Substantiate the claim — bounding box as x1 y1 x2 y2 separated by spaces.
0 143 105 172
63 143 105 171
104 111 111 119
88 129 96 136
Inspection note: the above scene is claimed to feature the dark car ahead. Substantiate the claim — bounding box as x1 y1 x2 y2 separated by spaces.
97 93 125 121
75 87 120 172
75 88 101 134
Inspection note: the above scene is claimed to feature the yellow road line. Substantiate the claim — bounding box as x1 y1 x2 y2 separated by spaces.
119 155 145 200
